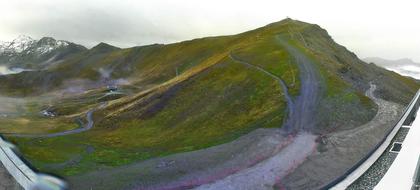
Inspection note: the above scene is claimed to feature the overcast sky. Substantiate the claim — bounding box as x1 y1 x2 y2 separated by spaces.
0 0 419 62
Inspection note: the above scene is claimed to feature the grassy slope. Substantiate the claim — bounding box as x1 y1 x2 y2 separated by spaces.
292 21 419 103
280 20 419 132
6 19 418 177
0 118 78 134
10 58 286 176
0 96 80 134
7 22 296 176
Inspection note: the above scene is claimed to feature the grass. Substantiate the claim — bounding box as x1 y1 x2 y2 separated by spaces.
3 18 418 180
0 118 78 134
233 36 300 96
0 96 80 134
258 21 382 132
9 57 286 176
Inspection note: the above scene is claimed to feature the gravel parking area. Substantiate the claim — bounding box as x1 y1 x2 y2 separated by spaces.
278 84 405 190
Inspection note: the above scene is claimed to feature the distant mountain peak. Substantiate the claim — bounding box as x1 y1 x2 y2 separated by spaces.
364 57 419 66
2 35 36 53
91 42 120 53
33 37 71 55
93 42 117 48
14 35 34 41
38 37 57 44
396 58 414 63
0 35 76 56
0 35 87 69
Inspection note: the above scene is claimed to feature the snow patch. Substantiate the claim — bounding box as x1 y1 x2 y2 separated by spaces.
34 40 69 55
6 35 36 53
0 35 70 56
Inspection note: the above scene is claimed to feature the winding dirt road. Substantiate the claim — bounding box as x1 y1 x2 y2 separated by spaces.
230 35 323 133
276 36 323 132
5 109 95 138
228 53 294 124
195 132 317 190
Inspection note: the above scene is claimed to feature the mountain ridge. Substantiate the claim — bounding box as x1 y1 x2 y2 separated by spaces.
0 35 87 69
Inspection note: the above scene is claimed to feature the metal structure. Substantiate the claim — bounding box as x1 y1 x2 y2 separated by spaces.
413 155 420 189
325 90 420 189
0 136 67 190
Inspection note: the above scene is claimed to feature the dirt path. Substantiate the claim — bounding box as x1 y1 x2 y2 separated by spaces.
68 128 292 190
195 132 317 190
194 36 323 190
276 36 323 132
231 35 323 133
229 53 294 124
5 109 95 138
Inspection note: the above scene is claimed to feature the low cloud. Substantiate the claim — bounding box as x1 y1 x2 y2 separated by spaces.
0 0 419 61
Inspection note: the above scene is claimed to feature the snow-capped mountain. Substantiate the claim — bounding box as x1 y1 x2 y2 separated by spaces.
0 35 76 56
1 35 36 54
1 35 35 54
33 37 70 55
0 35 87 69
0 41 10 53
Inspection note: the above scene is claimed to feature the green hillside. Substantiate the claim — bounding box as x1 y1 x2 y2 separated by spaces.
3 18 419 179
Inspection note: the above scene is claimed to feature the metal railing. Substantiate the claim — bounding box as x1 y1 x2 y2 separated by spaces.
413 155 420 189
0 136 67 190
322 89 420 189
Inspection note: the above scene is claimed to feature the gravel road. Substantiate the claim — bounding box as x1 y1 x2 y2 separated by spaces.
195 132 317 190
279 83 404 190
5 107 97 138
193 35 323 190
276 36 323 132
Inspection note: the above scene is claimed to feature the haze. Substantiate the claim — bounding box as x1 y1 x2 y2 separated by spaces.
0 0 419 62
